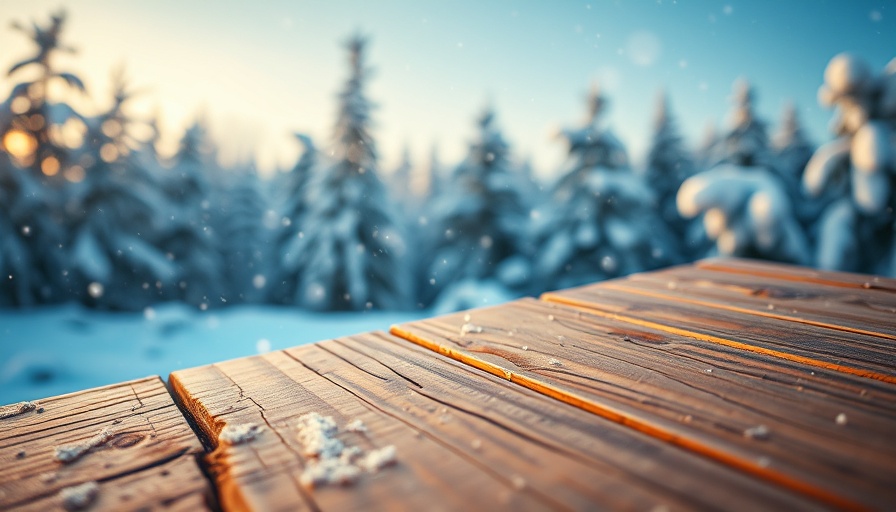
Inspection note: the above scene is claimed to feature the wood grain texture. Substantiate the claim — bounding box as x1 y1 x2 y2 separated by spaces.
392 298 896 510
620 265 896 340
0 376 212 511
696 257 896 293
171 332 817 511
543 284 896 383
171 344 539 512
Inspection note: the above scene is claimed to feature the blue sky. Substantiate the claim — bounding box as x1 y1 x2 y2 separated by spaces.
1 1 893 178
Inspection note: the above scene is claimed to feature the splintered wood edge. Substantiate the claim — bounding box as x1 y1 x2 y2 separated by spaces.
167 371 220 451
388 318 865 511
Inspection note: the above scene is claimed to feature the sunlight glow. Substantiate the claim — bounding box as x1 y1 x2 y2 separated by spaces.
64 164 85 183
100 143 118 163
62 118 86 149
3 129 38 162
41 155 60 176
101 119 122 138
10 96 30 114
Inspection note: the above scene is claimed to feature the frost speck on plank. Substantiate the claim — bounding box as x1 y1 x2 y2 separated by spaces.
300 458 362 487
460 322 483 335
548 358 562 366
60 481 99 511
295 412 398 489
219 423 263 445
361 445 397 472
743 424 770 440
0 400 39 419
296 412 344 458
54 428 113 463
345 419 367 433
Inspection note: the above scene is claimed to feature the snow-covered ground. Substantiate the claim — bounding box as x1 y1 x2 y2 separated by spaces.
0 303 428 406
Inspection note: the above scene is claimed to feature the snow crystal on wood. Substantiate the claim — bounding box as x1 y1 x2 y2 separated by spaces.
0 400 39 420
54 428 113 463
59 481 99 511
218 423 263 445
294 412 397 490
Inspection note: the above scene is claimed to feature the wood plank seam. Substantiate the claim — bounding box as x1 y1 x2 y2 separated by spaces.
160 379 227 512
696 258 896 293
334 334 806 510
294 333 814 510
323 335 626 472
540 291 896 385
388 322 866 511
601 280 896 342
167 365 319 511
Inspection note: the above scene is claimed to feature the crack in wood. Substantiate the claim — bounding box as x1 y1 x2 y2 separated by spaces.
279 349 566 510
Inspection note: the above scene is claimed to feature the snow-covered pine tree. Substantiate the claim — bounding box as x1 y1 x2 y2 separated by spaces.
711 79 771 168
677 79 809 264
277 133 316 204
424 106 529 306
1 10 89 304
68 72 174 309
695 122 719 169
771 102 829 231
2 10 86 186
286 35 407 311
421 143 443 204
773 103 814 197
217 164 267 303
511 156 546 228
388 144 413 207
803 54 896 275
534 85 679 291
127 110 168 195
644 91 694 238
412 143 444 231
385 144 430 306
270 133 317 305
0 151 59 306
158 120 224 308
164 121 213 207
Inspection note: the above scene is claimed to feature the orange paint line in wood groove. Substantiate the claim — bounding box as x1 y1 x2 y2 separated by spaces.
388 324 867 511
539 293 896 386
601 281 896 342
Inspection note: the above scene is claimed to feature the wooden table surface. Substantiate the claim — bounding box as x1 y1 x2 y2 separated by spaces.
2 258 895 511
0 377 212 511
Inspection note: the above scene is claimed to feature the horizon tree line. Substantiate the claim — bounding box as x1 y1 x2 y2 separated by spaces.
1 11 893 312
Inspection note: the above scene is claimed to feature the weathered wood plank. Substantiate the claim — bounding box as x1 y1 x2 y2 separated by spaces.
170 332 817 511
391 298 896 510
696 257 896 293
14 456 210 512
543 284 896 383
171 346 542 512
621 266 896 340
295 334 819 511
0 376 212 511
